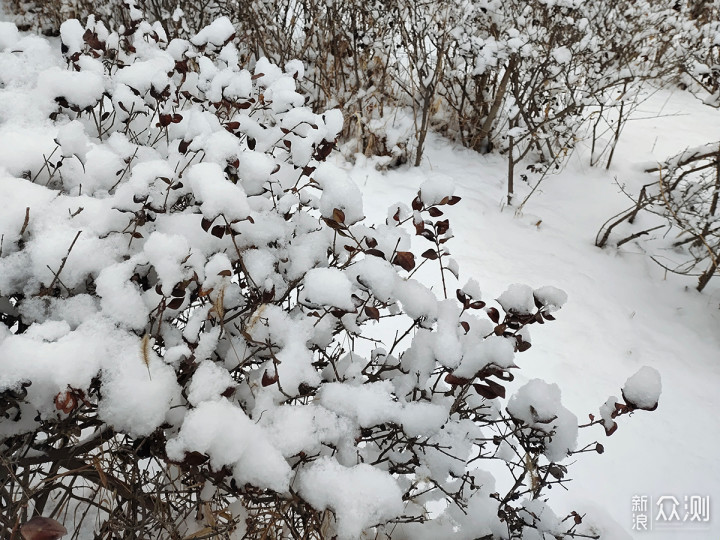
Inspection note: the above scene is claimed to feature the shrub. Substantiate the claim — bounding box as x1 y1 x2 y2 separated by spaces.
0 11 661 540
596 142 720 291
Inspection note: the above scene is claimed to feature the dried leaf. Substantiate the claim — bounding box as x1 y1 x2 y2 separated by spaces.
365 248 386 259
473 379 506 399
201 217 214 232
392 251 415 272
445 373 472 386
167 297 184 310
332 208 346 224
262 370 278 387
364 306 380 321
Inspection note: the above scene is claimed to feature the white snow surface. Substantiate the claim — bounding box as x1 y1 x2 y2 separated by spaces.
297 457 404 540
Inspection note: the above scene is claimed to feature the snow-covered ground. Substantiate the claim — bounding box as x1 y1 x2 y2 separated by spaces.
342 89 720 538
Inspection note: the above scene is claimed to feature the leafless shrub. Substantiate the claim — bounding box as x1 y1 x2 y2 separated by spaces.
596 143 720 291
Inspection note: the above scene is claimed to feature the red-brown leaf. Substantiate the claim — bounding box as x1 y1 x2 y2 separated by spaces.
445 373 472 386
261 370 278 387
364 306 380 321
392 251 415 272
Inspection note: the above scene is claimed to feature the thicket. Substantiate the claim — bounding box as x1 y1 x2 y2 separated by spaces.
0 5 665 540
7 1 715 173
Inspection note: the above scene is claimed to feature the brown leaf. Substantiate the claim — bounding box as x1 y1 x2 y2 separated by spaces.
364 306 380 321
435 219 450 235
183 451 209 466
487 307 500 324
82 29 105 50
220 386 236 398
365 248 386 259
167 297 184 310
323 217 343 230
261 370 278 387
201 217 214 232
392 251 415 272
411 195 423 211
171 285 185 298
445 373 472 386
460 320 470 333
473 379 506 399
428 207 443 217
421 248 438 260
54 391 77 414
157 114 173 127
332 208 346 224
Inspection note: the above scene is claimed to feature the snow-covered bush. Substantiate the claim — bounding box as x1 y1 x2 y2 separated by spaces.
596 142 720 291
672 1 720 108
3 0 215 38
0 12 662 539
3 0 707 176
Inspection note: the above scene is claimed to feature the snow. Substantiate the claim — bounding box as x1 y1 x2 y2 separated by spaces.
186 360 236 406
38 67 105 109
166 398 292 492
533 285 568 311
190 17 235 48
496 283 535 314
622 366 662 410
301 268 355 311
0 21 19 50
187 162 251 221
419 173 455 206
59 19 85 55
318 381 448 436
552 45 572 64
507 379 578 461
297 457 404 540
